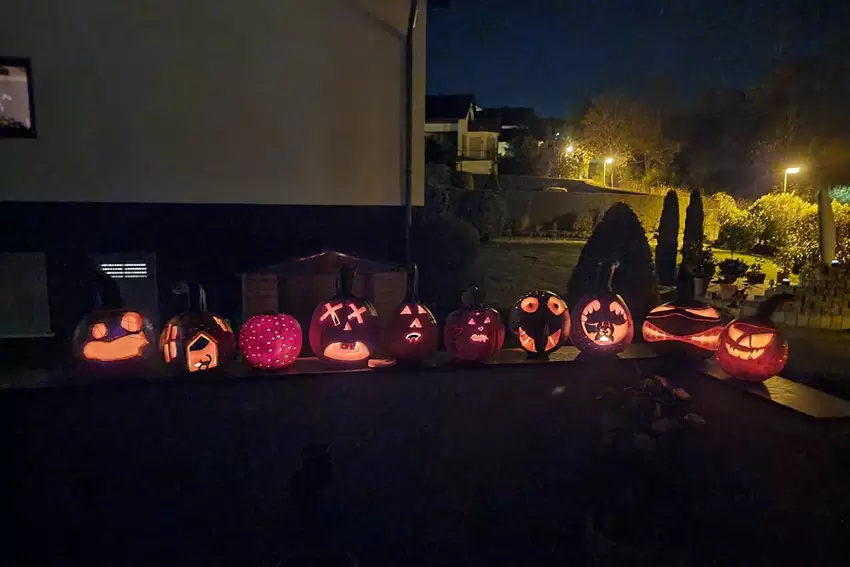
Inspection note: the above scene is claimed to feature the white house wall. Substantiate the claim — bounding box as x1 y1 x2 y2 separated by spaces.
0 0 425 206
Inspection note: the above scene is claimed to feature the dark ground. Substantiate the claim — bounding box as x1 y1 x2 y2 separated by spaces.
2 360 850 566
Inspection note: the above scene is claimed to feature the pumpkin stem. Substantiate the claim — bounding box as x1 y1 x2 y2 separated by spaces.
607 261 620 292
337 263 356 296
675 263 695 302
405 264 420 302
461 285 485 309
756 293 793 320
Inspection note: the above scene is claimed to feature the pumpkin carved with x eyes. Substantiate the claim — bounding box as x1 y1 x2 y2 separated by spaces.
716 294 791 382
73 309 156 371
509 290 570 358
309 264 379 366
642 266 723 358
160 312 236 373
383 266 438 362
444 286 505 362
570 262 634 355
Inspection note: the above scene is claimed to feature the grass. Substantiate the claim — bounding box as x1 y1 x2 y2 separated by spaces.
473 238 784 309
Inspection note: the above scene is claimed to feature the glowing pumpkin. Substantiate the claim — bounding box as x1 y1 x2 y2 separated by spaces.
239 313 303 370
73 309 155 371
569 262 634 355
383 265 438 362
160 312 236 373
508 290 570 358
716 294 791 382
444 286 505 362
308 264 379 366
642 266 723 358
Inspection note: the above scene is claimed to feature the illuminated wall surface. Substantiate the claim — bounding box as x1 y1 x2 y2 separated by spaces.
0 0 425 206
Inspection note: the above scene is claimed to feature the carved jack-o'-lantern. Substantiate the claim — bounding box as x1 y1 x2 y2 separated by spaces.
509 290 570 358
160 312 236 373
239 313 303 370
570 262 634 355
73 309 156 370
383 265 438 362
444 286 505 362
642 266 723 358
308 264 379 366
716 294 791 382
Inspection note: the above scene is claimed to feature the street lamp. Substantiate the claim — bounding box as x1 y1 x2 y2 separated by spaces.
604 157 614 186
565 145 574 155
783 166 801 192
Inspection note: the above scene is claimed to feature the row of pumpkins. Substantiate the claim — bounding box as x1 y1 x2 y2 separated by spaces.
74 264 789 382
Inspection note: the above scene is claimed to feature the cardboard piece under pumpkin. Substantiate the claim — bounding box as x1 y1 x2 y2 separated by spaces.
569 262 634 356
642 266 723 358
308 264 380 366
382 265 438 363
444 286 505 362
508 290 570 359
239 313 303 370
715 294 792 382
73 309 156 372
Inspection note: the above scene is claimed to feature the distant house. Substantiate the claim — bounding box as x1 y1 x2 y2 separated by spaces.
478 107 545 156
425 94 499 175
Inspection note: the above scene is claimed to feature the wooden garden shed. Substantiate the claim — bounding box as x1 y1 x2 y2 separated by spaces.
240 250 407 338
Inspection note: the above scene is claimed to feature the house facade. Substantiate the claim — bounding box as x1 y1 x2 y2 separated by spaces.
425 94 499 175
0 0 426 339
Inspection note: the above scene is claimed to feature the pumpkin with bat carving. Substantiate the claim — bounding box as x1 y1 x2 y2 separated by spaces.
444 286 505 362
383 266 438 362
160 312 236 373
570 262 634 355
642 266 723 358
73 309 156 371
309 264 379 366
715 294 791 382
509 290 570 358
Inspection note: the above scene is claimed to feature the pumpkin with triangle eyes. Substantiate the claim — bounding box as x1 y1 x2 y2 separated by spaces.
444 286 505 362
73 309 156 371
383 266 438 362
509 290 570 358
160 312 236 373
570 262 634 355
309 264 379 366
642 267 723 358
716 294 791 382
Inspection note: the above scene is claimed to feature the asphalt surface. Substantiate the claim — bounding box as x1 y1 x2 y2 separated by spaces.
2 359 849 566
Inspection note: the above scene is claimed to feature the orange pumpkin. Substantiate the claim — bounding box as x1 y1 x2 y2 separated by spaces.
444 286 505 362
73 309 155 371
569 262 634 355
383 266 438 362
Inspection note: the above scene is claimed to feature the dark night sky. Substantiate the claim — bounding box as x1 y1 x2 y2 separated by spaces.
426 0 848 117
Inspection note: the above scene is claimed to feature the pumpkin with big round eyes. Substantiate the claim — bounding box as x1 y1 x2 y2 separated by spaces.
444 286 505 362
73 309 156 371
308 264 379 366
642 266 724 358
509 290 570 358
160 312 236 374
715 294 791 382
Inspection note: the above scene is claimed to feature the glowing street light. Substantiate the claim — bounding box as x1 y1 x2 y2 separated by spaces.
565 145 574 155
603 157 614 185
784 166 802 193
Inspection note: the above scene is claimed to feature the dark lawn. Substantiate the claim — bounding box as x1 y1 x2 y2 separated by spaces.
2 360 849 566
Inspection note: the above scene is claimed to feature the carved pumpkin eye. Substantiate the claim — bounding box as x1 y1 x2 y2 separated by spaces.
348 303 367 324
547 297 566 316
484 316 491 324
609 302 626 317
749 332 775 349
521 297 539 313
684 307 719 318
417 305 428 314
581 299 602 320
91 323 108 339
467 318 476 325
727 325 745 343
121 312 143 333
400 305 413 315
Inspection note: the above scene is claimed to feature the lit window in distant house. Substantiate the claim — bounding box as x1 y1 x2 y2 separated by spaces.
100 263 148 279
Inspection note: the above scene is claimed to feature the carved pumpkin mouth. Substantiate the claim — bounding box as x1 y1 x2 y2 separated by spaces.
642 320 723 349
405 332 422 344
517 327 562 353
469 333 489 343
83 333 150 362
724 343 766 360
323 341 370 361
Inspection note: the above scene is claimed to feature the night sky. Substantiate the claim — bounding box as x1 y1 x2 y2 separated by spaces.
427 0 848 117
